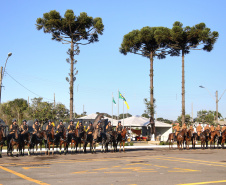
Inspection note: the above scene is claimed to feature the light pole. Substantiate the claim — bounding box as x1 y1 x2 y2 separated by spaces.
0 52 12 104
199 85 226 123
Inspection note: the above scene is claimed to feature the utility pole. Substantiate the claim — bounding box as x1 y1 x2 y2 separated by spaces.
28 96 29 108
54 93 55 108
216 91 218 123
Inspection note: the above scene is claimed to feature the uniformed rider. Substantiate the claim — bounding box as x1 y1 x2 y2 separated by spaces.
106 121 113 141
7 119 19 151
204 123 210 131
20 119 28 143
210 124 215 132
77 121 84 138
222 124 226 132
68 120 75 142
116 121 123 140
46 120 53 140
87 122 94 142
182 123 187 130
57 120 65 138
196 123 203 137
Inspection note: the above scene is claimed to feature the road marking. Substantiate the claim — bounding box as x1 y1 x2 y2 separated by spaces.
154 165 169 168
23 167 50 170
168 168 200 173
0 166 49 185
93 168 109 170
177 179 226 185
73 171 88 174
104 172 131 173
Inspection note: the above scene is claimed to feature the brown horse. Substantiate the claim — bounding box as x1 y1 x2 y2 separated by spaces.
117 128 127 152
76 130 87 153
191 133 198 149
167 133 175 149
30 131 46 155
185 129 193 150
177 129 187 150
200 129 210 149
209 130 220 149
0 126 5 158
92 128 100 154
221 130 226 148
46 128 55 155
20 132 32 156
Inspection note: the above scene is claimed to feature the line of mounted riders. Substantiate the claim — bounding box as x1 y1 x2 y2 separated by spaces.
0 118 127 158
168 123 226 150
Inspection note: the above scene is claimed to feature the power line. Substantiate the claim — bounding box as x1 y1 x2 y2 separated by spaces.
5 72 54 101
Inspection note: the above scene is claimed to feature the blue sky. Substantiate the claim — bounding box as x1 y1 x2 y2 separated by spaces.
0 0 226 120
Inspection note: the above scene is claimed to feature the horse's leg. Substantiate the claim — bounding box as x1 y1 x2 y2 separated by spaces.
123 141 125 152
52 143 54 155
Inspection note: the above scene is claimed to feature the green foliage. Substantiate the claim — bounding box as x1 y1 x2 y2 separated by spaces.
177 114 192 126
143 98 156 118
196 110 222 124
156 117 172 124
119 113 132 119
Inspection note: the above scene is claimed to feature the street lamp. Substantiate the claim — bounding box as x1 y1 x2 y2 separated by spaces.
199 85 226 123
0 52 12 104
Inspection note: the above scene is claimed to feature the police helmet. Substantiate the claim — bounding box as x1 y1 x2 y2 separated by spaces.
89 121 93 125
23 119 27 123
34 119 38 122
12 118 17 123
70 120 73 123
48 120 52 123
59 120 63 123
118 121 121 124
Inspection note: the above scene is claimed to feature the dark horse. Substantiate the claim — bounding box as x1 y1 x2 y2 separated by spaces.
185 129 193 150
76 130 87 153
30 130 46 155
46 128 55 155
106 131 117 152
0 126 6 158
167 133 175 150
8 129 20 157
200 129 210 149
177 129 187 150
58 129 68 155
191 133 198 149
221 130 226 149
209 130 220 149
19 132 32 156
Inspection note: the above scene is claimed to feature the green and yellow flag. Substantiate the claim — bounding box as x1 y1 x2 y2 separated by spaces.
119 91 130 109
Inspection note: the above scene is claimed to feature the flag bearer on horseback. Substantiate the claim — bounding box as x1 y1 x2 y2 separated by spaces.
57 120 65 139
46 120 53 140
7 119 18 152
20 120 28 143
106 121 113 141
67 120 75 142
116 121 123 141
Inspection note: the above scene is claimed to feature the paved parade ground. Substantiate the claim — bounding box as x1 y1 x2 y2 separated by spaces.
0 147 226 185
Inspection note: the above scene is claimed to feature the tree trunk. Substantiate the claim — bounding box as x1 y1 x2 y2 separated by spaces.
70 40 74 120
182 50 185 125
150 51 155 138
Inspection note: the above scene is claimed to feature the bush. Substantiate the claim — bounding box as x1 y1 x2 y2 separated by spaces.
159 141 169 145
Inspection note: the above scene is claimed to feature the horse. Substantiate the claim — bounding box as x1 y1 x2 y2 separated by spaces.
167 133 175 150
0 126 6 158
191 133 198 149
58 129 68 155
8 129 20 157
92 128 102 154
84 132 93 153
209 130 220 149
185 129 193 150
221 130 226 149
200 129 210 149
116 128 127 152
46 128 55 155
76 130 87 153
69 129 77 154
176 129 187 150
19 131 32 156
30 130 46 155
105 131 117 152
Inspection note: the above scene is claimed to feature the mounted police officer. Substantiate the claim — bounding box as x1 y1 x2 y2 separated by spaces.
57 120 65 139
87 122 94 142
67 120 75 142
106 121 113 141
77 121 84 138
7 119 19 151
20 119 28 143
32 119 40 140
116 121 123 140
196 123 203 138
46 120 53 140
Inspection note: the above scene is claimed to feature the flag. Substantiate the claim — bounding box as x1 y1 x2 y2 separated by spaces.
124 101 130 109
119 91 126 101
112 97 116 105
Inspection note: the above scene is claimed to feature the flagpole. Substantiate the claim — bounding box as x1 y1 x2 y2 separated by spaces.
118 89 119 120
112 92 113 123
123 93 124 128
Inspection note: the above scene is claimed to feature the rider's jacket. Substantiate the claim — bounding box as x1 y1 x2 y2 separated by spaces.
47 124 53 132
58 125 64 132
11 124 18 132
189 126 194 131
68 124 75 132
196 125 202 132
78 125 84 134
22 124 28 132
34 124 40 132
210 126 215 132
204 126 209 131
216 126 221 132
117 125 123 132
182 125 187 130
87 125 94 134
106 125 112 133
